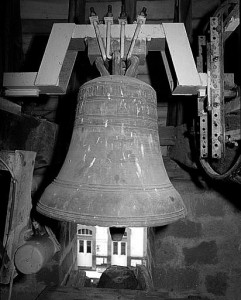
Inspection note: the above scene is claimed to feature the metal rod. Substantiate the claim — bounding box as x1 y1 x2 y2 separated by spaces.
104 5 113 60
93 20 107 61
106 21 111 59
127 21 142 60
120 21 126 59
127 8 146 60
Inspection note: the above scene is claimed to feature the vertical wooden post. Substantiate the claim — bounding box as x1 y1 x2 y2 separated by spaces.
68 0 86 24
124 0 137 24
68 0 76 23
75 0 86 24
2 0 24 73
173 0 193 42
68 0 86 94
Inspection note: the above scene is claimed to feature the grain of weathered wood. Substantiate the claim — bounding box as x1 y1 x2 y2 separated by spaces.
0 110 58 169
162 23 201 95
0 97 21 115
35 23 75 87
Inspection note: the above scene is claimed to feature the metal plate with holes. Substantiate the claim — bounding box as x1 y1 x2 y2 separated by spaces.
196 35 208 158
199 111 208 158
210 17 225 158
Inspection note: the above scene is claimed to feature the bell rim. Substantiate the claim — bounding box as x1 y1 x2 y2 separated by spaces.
36 202 187 227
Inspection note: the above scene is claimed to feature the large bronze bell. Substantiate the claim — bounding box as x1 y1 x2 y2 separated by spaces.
37 75 186 227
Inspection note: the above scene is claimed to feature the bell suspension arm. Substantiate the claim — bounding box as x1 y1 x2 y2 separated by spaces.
126 7 147 61
89 8 107 61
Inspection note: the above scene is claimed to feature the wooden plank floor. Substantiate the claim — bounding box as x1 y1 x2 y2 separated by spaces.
36 286 172 300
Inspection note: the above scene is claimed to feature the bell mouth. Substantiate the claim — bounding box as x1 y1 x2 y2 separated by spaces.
37 182 187 227
109 227 126 241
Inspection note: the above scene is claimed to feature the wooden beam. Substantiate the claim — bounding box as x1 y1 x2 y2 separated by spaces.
72 24 165 39
35 23 75 88
4 23 201 97
225 96 240 113
0 150 36 284
0 110 58 169
68 0 86 24
124 0 137 24
3 72 39 96
223 2 240 42
75 0 86 24
0 97 21 115
3 72 37 87
58 50 78 92
68 0 76 23
174 0 192 41
162 23 201 95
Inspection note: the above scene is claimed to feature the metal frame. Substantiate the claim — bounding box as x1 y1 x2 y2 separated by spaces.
197 1 241 182
209 16 225 159
196 36 208 158
3 22 203 97
197 0 240 159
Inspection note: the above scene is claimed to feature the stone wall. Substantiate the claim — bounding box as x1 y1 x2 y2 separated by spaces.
153 177 241 299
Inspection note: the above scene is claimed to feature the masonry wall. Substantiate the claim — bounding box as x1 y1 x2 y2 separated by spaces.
153 177 241 300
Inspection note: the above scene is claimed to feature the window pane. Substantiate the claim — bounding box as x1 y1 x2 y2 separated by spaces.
78 229 81 234
113 242 118 255
79 240 84 253
121 242 126 255
87 241 92 253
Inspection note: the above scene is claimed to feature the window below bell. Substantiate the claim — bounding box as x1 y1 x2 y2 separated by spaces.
78 228 93 236
87 241 92 253
79 240 84 253
121 242 126 255
113 242 118 255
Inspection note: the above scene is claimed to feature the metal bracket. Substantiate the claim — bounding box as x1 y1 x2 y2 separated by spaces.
126 12 146 61
90 14 107 61
3 23 202 97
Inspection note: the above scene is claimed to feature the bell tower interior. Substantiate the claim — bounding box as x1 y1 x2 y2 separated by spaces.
0 0 240 299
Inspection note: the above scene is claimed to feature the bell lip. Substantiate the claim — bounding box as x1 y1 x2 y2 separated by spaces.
36 202 187 227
